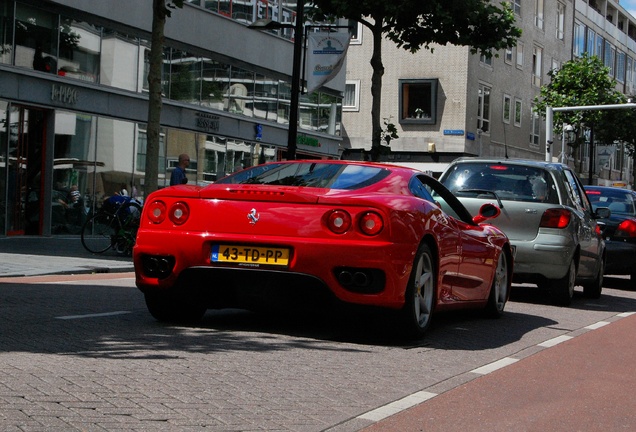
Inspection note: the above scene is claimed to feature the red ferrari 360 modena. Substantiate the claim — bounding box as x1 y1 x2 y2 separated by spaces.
134 160 513 338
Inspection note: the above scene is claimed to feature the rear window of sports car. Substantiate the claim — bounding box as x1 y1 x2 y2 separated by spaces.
215 163 391 190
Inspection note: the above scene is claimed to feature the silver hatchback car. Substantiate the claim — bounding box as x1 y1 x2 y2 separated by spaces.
438 158 607 305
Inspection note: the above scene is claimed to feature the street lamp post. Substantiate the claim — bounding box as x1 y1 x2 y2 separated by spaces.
249 0 304 160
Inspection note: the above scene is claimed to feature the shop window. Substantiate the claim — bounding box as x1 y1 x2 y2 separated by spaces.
57 17 102 83
0 1 14 65
14 3 59 72
168 48 202 103
399 79 438 125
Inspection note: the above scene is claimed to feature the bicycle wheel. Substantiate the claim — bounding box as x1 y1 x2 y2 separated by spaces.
81 211 118 254
113 201 143 255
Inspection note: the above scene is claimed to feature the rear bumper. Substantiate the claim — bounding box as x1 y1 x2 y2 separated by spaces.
604 240 636 275
510 233 575 280
133 230 416 309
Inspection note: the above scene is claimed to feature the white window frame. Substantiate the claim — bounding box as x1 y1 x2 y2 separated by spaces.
480 51 493 67
503 94 512 124
513 0 521 15
535 0 544 30
530 108 541 147
556 3 565 40
477 83 491 134
514 98 522 127
349 21 363 45
532 45 543 87
343 80 360 112
516 42 524 69
504 47 513 64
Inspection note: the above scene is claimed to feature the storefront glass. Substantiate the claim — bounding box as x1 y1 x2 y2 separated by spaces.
14 2 58 73
168 48 202 103
3 1 343 139
58 17 102 83
0 0 13 65
0 100 6 233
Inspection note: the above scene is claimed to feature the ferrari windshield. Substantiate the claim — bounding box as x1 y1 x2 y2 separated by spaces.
216 163 390 190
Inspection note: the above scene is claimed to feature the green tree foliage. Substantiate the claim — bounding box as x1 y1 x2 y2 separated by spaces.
146 0 183 195
308 0 521 160
534 54 625 138
533 54 629 182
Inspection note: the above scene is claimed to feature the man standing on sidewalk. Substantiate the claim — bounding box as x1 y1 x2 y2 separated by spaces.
170 154 190 186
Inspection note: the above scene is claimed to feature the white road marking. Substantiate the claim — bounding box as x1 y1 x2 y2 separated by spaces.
538 334 573 347
471 357 518 375
585 321 610 330
56 311 131 320
357 391 438 421
618 312 636 317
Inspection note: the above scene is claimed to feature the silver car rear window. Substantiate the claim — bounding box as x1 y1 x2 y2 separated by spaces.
441 162 559 204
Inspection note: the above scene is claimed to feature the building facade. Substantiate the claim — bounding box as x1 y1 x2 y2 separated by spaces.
341 0 636 183
0 0 346 236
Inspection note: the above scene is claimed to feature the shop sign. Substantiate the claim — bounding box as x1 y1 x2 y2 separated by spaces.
195 112 219 132
297 135 320 147
51 84 78 105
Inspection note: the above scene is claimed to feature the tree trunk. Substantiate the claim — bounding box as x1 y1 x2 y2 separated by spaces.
369 18 384 162
145 0 167 196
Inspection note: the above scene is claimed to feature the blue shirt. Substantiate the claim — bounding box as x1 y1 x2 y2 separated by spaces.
170 166 187 186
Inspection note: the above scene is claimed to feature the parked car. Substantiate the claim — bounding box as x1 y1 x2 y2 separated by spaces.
585 185 636 288
134 160 513 338
439 158 608 306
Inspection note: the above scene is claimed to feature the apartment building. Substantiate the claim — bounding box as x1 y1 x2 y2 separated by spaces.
0 0 346 236
341 0 636 183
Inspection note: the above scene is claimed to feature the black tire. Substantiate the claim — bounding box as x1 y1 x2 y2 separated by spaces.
583 258 604 299
397 243 436 338
550 260 576 306
144 291 207 323
485 251 510 318
81 211 117 254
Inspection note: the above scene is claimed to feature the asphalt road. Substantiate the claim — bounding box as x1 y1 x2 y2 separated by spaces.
1 272 635 431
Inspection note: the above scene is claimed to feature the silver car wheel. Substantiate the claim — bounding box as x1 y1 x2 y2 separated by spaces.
398 243 436 337
485 251 509 317
413 251 434 328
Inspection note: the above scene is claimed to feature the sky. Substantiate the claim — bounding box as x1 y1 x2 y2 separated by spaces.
623 0 636 19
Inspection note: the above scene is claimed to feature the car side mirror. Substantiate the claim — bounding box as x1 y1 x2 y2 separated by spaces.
473 203 501 224
594 207 611 219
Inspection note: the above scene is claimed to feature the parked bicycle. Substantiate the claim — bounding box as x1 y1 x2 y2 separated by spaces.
81 195 143 255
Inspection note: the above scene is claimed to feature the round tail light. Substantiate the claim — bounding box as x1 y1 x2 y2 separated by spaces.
147 200 167 224
359 211 383 236
169 202 190 225
326 209 352 234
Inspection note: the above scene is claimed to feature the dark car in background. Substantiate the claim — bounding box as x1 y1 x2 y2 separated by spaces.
439 158 608 306
585 185 636 288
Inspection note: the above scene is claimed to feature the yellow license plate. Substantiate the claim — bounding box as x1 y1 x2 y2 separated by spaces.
211 244 290 266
